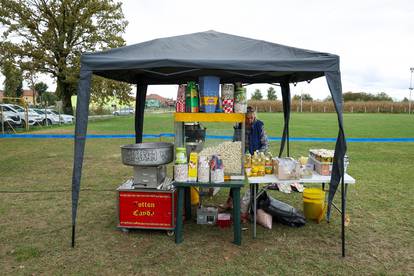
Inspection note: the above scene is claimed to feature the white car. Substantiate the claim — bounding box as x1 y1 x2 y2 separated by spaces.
113 107 134 116
1 104 42 126
31 108 61 125
49 110 74 124
0 105 22 127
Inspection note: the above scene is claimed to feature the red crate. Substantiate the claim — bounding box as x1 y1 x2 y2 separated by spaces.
117 184 177 230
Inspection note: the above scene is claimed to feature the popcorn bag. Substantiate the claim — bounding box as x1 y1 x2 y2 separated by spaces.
222 99 234 113
176 84 186 112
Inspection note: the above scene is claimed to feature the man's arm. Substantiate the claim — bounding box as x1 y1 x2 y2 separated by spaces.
259 124 269 152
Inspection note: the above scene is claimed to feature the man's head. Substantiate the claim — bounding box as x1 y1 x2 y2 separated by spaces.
246 106 256 127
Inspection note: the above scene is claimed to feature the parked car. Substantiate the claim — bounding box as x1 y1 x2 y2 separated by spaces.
0 105 22 127
31 108 61 125
1 104 42 126
49 110 74 124
113 107 134 116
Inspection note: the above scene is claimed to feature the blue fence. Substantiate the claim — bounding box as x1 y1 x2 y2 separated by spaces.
1 133 413 142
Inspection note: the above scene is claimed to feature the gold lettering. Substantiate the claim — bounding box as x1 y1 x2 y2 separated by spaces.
133 201 156 208
133 209 155 217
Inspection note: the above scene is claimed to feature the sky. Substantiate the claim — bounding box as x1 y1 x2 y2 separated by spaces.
2 0 414 101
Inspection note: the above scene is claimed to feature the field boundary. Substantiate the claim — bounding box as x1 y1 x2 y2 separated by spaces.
1 133 413 142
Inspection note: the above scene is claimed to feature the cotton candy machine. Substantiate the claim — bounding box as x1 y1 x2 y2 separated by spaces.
121 142 174 188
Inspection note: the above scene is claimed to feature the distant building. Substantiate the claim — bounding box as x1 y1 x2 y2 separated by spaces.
0 89 37 105
22 89 38 105
145 94 175 108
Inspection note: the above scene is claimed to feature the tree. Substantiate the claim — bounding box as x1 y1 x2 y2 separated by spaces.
343 91 393 102
0 0 130 114
293 93 313 101
90 76 133 106
376 92 393 102
1 59 23 99
34 82 49 98
267 87 277 100
402 97 409 102
251 89 263 100
41 92 58 106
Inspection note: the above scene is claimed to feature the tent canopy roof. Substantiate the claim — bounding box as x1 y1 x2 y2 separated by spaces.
72 31 347 253
81 30 339 84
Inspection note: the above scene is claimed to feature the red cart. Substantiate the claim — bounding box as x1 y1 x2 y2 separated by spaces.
117 180 177 236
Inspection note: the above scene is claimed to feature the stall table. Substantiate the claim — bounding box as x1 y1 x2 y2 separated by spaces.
231 172 356 238
174 180 244 245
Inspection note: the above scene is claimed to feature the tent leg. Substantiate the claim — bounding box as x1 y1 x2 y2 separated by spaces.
71 224 76 248
341 177 346 257
135 84 148 143
71 69 92 248
278 81 291 158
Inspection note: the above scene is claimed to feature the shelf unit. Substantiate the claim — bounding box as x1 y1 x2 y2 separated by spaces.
174 112 246 175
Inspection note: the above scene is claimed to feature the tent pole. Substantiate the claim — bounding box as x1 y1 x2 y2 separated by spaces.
135 84 148 143
278 80 291 157
341 168 346 257
71 69 92 247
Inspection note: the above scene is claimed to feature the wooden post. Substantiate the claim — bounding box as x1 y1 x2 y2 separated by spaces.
351 106 353 113
323 106 326 113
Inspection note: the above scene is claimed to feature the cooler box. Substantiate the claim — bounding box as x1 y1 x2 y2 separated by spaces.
117 180 177 231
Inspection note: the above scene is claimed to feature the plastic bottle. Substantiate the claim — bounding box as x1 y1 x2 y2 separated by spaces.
265 152 273 174
258 152 266 176
251 151 259 177
244 153 252 177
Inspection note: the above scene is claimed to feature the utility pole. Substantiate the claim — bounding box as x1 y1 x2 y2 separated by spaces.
409 67 414 115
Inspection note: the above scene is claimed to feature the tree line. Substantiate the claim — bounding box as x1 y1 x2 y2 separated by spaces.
250 88 405 102
0 0 132 114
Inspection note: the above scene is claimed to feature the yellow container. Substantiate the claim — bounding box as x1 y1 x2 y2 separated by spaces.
303 188 325 221
190 187 199 205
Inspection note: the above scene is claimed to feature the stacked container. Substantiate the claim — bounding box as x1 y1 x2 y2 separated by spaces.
176 84 186 112
221 84 234 113
186 81 199 113
234 84 247 113
199 76 220 113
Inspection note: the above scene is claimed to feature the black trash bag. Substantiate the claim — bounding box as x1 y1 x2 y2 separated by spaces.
257 191 306 227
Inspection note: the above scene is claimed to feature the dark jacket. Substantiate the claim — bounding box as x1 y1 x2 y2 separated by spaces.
248 119 265 154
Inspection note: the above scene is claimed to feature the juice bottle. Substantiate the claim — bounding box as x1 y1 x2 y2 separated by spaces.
265 152 273 174
251 151 259 177
258 152 266 176
244 153 252 177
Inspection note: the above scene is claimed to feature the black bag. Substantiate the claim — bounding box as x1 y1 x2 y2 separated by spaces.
257 191 306 227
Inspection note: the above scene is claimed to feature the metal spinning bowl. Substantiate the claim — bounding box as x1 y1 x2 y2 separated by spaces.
121 142 174 166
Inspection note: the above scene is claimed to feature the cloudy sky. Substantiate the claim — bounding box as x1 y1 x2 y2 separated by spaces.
121 0 414 100
2 0 414 101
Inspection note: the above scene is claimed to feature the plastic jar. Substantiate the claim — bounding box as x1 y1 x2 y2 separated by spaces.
198 156 210 183
175 147 187 164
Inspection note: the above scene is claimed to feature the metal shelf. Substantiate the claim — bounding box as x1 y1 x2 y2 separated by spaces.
174 112 245 123
174 112 246 174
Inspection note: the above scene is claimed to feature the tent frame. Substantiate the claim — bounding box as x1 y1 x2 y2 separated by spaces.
71 31 348 257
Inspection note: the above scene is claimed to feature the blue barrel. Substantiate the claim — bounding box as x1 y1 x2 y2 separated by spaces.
199 76 220 113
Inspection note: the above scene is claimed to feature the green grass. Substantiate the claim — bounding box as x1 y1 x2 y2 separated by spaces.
0 113 413 275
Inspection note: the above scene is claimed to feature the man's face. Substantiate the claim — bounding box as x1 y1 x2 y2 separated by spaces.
246 113 255 127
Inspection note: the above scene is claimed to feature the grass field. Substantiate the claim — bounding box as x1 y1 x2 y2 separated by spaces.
0 113 413 275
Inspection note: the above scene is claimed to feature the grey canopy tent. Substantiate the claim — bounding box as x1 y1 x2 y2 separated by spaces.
72 30 347 255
